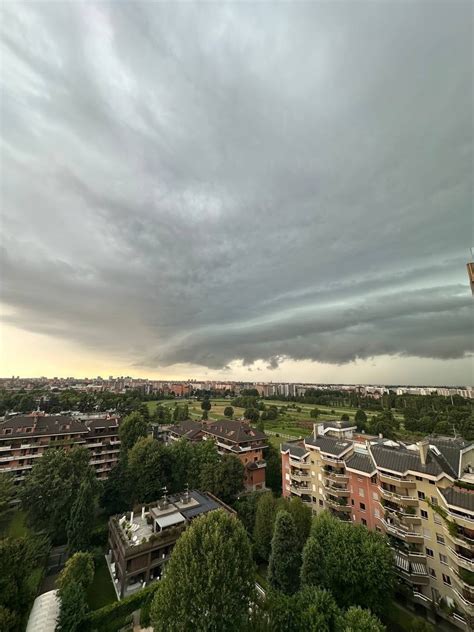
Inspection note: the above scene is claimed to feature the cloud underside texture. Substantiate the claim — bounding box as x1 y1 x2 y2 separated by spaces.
1 2 472 371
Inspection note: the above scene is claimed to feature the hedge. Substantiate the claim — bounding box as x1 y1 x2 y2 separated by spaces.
86 582 159 631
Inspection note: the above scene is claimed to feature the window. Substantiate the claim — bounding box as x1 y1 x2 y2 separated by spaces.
318 487 323 495
418 491 426 500
416 476 422 481
351 499 354 506
442 574 451 586
5 429 12 435
436 534 445 545
421 509 428 520
425 548 434 557
429 568 436 578
429 480 435 486
359 488 365 497
430 496 438 505
319 499 323 507
360 502 366 511
374 508 380 518
434 513 442 525
439 553 448 565
362 518 367 526
372 491 378 500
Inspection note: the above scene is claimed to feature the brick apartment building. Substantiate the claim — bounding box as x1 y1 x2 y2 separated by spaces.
0 412 121 485
168 419 267 492
281 423 474 630
106 490 234 598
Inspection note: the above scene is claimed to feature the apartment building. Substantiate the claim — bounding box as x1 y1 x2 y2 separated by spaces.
106 490 234 598
281 427 474 630
0 413 121 484
168 419 268 492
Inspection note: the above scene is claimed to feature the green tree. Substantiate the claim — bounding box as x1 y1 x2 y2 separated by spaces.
21 447 96 541
66 478 97 553
341 413 350 421
301 511 394 615
57 551 94 592
0 472 13 514
200 454 244 504
100 461 131 515
0 535 49 628
265 444 282 494
245 408 260 423
150 510 255 631
310 408 320 419
224 406 234 418
253 492 276 562
268 510 300 594
119 411 148 453
0 606 18 632
201 398 212 413
286 496 312 552
202 410 209 420
234 492 260 534
56 581 89 632
128 437 173 503
407 617 434 632
341 606 385 632
354 409 367 424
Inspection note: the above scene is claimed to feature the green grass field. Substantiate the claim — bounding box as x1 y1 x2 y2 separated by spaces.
86 556 117 611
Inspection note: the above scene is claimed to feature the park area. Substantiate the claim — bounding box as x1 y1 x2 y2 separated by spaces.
146 397 384 449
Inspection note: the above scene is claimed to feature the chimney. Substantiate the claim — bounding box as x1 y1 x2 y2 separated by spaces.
130 511 134 524
417 440 429 465
313 423 324 439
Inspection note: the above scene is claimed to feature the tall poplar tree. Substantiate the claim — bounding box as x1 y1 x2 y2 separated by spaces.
268 510 300 595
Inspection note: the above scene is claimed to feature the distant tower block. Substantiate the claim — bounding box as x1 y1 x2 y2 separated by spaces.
467 262 474 295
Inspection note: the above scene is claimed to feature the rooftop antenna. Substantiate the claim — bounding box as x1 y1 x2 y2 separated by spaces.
183 482 190 504
160 485 168 508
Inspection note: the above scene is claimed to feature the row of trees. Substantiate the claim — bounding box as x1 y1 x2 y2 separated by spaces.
148 508 388 631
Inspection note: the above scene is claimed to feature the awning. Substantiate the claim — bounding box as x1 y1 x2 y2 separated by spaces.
155 512 186 529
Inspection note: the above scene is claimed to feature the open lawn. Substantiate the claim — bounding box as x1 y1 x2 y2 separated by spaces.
87 556 117 611
0 509 29 538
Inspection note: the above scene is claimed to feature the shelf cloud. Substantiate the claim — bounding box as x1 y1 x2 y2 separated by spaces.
1 2 472 377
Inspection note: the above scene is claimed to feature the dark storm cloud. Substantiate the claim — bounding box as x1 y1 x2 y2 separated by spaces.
0 2 472 371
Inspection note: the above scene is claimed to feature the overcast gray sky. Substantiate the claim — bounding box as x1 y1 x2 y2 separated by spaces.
0 2 472 384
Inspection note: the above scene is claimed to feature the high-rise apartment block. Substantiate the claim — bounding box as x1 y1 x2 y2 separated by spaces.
282 423 474 630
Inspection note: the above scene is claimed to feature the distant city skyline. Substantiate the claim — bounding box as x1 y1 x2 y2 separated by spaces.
1 3 472 385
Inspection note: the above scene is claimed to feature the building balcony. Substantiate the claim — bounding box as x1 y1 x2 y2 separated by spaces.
290 485 310 497
324 496 351 511
394 551 430 585
378 486 418 507
321 454 345 466
384 506 422 526
0 455 14 463
0 445 12 452
290 471 310 482
378 472 416 489
447 510 474 532
453 571 474 601
452 587 474 616
289 458 310 469
323 480 350 497
323 467 348 482
443 523 474 551
381 519 424 544
448 546 474 571
412 591 432 607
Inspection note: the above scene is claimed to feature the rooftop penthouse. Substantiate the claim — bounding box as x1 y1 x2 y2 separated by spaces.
107 490 234 598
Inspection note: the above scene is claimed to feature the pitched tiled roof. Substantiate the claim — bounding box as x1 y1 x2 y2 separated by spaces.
281 442 307 458
305 434 352 457
345 452 376 474
0 415 86 437
370 442 456 477
428 437 470 477
84 416 119 430
440 487 474 512
168 420 203 440
322 420 356 430
205 420 267 444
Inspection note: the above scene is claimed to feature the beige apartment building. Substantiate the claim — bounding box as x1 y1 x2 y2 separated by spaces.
282 425 474 630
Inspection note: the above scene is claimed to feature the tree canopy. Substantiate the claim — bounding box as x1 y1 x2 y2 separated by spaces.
301 511 394 615
118 411 148 453
268 510 300 595
151 510 255 631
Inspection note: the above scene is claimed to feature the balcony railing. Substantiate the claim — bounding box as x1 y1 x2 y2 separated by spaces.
289 458 310 469
448 546 474 571
443 523 474 550
378 486 419 507
325 496 351 511
323 481 350 497
291 472 310 482
289 485 310 496
378 472 416 488
323 467 348 481
381 519 424 544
